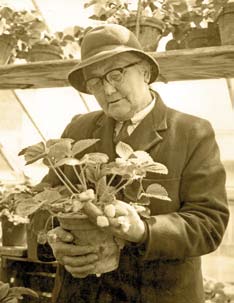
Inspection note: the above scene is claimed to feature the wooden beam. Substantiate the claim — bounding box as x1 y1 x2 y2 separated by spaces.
0 45 233 90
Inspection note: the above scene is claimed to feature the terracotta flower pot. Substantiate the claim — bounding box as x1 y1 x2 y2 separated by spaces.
0 34 15 65
58 214 121 276
166 23 220 50
218 2 234 45
1 216 27 247
27 44 63 62
122 16 165 51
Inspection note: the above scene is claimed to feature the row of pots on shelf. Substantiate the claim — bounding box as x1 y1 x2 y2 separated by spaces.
128 1 234 52
0 37 66 65
166 2 234 51
0 2 233 65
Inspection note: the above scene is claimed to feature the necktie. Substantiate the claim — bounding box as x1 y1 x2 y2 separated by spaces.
114 120 131 144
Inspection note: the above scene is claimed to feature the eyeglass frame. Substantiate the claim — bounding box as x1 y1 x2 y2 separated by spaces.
85 61 142 93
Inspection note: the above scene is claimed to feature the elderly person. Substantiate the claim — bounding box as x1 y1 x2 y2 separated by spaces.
44 24 229 303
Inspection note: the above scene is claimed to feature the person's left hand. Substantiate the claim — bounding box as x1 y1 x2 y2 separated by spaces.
107 200 146 243
83 199 146 243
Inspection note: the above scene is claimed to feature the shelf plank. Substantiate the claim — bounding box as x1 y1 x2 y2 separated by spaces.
0 45 233 90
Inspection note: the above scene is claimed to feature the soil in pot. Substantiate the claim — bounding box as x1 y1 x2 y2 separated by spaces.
58 214 122 276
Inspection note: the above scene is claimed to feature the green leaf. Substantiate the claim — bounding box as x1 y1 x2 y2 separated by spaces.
115 141 134 159
145 163 168 174
47 140 73 161
84 152 109 164
131 151 154 163
34 189 62 203
18 142 46 165
54 157 81 167
72 139 100 156
0 282 10 301
140 183 171 201
85 166 98 183
16 198 42 217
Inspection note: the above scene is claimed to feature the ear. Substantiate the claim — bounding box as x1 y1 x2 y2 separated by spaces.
140 61 151 83
144 69 151 83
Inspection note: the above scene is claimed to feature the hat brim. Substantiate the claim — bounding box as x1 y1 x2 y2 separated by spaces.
68 46 160 94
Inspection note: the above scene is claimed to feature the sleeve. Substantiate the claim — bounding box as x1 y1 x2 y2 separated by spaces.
142 120 229 261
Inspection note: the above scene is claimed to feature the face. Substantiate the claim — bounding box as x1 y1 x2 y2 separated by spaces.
83 53 152 121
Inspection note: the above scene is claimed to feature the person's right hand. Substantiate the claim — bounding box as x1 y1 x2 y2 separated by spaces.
47 227 99 278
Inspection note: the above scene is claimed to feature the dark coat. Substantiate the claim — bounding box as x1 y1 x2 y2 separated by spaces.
47 94 229 303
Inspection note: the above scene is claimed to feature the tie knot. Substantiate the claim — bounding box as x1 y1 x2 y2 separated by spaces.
114 120 131 144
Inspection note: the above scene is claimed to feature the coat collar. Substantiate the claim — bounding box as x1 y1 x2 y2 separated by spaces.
92 92 168 159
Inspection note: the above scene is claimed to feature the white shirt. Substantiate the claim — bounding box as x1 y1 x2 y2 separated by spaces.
115 98 156 137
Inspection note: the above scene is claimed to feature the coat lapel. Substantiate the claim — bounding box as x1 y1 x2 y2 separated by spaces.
92 114 117 160
91 93 168 156
125 95 168 152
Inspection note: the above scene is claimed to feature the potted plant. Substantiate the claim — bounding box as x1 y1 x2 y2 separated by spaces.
25 33 64 62
84 0 186 51
0 183 31 247
0 280 38 303
16 138 171 276
52 25 88 60
166 0 228 50
0 5 48 64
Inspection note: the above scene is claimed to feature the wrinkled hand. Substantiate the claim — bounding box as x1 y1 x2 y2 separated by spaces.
47 227 99 278
107 200 146 243
83 199 146 243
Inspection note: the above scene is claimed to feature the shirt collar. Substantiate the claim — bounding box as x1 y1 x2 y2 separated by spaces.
130 96 156 125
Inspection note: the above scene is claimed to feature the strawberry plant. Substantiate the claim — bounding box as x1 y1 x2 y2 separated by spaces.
15 138 170 235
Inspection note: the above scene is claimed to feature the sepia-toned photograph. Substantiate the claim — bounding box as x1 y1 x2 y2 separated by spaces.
0 0 233 302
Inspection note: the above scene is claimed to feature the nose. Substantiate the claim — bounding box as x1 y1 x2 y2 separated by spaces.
103 79 117 95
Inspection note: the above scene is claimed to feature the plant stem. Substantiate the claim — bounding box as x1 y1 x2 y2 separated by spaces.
80 164 87 190
72 166 85 190
46 158 74 195
136 0 142 39
114 179 133 195
99 174 117 201
107 174 116 188
57 167 79 193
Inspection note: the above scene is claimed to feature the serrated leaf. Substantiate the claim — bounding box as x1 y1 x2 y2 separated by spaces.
16 199 42 217
46 138 74 148
0 282 10 300
54 157 80 167
131 151 154 163
34 189 62 203
72 139 100 156
85 166 97 183
140 183 171 201
115 141 134 159
145 163 168 174
47 140 73 161
18 142 46 165
84 152 109 164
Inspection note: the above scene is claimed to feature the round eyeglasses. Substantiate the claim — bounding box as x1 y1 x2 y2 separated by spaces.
85 61 141 93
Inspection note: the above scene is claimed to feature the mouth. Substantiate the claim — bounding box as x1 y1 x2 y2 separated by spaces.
108 98 123 104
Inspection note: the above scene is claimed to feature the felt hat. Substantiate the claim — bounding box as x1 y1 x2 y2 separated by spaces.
68 23 160 94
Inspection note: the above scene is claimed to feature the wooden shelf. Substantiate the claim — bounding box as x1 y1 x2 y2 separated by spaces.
0 45 233 90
